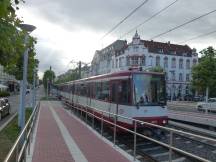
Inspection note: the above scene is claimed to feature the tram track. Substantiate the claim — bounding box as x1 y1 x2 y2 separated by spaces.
63 101 216 162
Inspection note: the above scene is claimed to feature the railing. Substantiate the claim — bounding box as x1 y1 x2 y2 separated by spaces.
4 102 40 162
64 101 216 162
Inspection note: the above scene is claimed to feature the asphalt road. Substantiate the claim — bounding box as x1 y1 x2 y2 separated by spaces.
167 101 216 116
0 86 45 129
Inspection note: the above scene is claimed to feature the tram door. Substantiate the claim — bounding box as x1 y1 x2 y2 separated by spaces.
110 80 119 121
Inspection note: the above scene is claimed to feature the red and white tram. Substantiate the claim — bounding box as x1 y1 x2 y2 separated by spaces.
57 70 168 130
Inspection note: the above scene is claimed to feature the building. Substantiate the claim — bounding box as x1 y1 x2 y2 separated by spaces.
90 31 198 99
0 64 18 92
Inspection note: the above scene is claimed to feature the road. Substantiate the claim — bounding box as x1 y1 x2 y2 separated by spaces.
0 86 45 129
167 101 216 114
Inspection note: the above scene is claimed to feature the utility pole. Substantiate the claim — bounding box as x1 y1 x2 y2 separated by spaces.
32 68 36 109
78 61 81 79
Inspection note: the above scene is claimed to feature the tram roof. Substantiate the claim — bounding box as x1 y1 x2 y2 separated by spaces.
57 70 164 86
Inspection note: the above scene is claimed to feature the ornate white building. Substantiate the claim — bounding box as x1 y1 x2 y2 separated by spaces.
90 32 198 99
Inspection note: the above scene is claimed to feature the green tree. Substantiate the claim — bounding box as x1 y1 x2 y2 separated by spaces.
192 47 216 99
0 0 38 83
149 66 164 72
43 70 56 89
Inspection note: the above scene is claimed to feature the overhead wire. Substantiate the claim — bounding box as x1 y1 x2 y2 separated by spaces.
100 0 149 40
150 8 216 40
178 29 216 44
119 0 180 39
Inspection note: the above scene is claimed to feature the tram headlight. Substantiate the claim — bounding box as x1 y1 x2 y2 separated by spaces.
162 120 167 124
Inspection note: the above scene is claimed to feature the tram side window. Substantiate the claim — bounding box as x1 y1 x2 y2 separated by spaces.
86 83 90 97
91 82 95 98
80 84 87 96
71 84 75 94
111 83 117 102
75 84 80 95
95 82 102 100
100 81 109 101
119 80 131 105
111 79 131 105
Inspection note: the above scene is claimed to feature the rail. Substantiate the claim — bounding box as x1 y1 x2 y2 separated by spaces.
4 102 40 162
64 100 216 162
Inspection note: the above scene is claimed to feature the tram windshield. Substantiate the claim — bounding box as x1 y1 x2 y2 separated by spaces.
133 74 166 106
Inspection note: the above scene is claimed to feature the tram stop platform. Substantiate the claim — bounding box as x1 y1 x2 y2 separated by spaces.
27 101 132 162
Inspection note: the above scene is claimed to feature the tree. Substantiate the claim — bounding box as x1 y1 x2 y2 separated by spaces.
43 70 56 89
149 66 164 72
0 0 39 84
192 47 216 99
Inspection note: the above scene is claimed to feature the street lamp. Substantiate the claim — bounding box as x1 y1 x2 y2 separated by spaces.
18 24 36 130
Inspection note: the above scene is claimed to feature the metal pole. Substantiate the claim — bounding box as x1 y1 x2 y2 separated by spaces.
18 81 23 126
113 114 117 146
205 87 209 114
92 110 95 128
85 107 87 123
46 80 48 99
32 69 36 108
169 131 173 162
19 35 29 130
101 112 104 136
133 121 137 161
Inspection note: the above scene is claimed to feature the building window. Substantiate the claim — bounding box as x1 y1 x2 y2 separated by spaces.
126 57 130 66
165 73 168 80
164 57 168 68
116 59 118 68
179 73 183 81
179 59 183 69
141 56 146 66
112 60 114 68
133 46 139 52
185 85 189 95
171 58 176 68
186 59 190 69
149 56 153 66
119 58 122 67
186 74 190 81
132 57 138 65
193 59 197 66
172 72 176 81
158 48 163 53
156 56 160 66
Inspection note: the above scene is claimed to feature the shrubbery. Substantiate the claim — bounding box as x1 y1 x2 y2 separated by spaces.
0 91 10 97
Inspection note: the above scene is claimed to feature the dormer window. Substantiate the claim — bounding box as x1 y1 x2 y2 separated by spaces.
158 48 163 53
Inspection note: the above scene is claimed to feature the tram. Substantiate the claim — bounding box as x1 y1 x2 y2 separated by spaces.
57 70 168 130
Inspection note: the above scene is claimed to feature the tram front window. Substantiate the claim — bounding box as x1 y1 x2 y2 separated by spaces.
133 74 166 106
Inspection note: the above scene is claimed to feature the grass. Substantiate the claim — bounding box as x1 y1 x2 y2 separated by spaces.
0 108 32 161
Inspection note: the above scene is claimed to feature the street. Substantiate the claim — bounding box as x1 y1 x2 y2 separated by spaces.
0 86 45 129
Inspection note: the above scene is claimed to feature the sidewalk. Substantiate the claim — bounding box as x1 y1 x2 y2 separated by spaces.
31 101 131 162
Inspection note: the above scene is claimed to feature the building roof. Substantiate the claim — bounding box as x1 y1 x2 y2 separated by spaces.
142 40 192 56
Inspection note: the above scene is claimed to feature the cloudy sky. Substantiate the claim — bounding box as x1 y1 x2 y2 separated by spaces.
17 0 216 78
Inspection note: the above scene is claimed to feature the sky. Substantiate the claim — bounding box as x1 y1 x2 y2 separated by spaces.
17 0 216 78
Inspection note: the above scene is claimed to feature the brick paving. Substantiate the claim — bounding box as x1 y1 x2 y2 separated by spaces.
32 101 131 162
32 103 75 162
52 102 131 162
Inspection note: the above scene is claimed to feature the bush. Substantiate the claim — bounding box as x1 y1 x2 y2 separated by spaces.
0 91 10 97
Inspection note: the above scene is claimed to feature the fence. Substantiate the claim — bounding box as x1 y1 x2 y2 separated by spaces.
4 102 40 162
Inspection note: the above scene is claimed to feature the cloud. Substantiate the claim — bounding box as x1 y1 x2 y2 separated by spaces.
17 0 216 78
